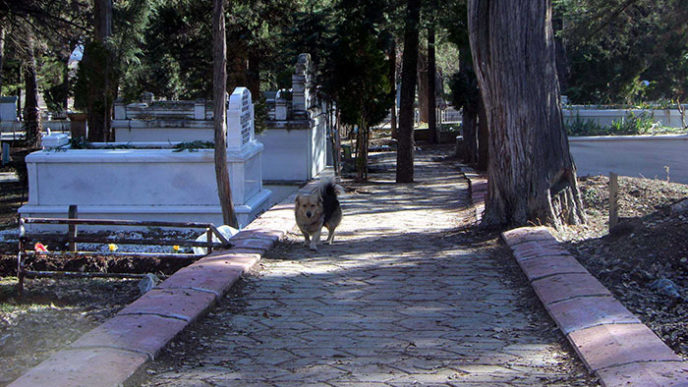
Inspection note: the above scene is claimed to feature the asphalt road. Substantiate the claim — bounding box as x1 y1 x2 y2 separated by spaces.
569 135 688 184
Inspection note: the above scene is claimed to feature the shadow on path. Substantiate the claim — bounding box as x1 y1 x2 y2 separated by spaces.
143 147 599 386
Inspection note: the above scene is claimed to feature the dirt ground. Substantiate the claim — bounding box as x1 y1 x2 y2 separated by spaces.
554 174 688 359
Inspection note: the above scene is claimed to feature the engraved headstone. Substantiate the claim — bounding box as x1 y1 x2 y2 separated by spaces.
227 87 254 150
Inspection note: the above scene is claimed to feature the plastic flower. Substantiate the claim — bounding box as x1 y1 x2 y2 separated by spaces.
172 245 180 253
34 242 49 253
108 243 118 252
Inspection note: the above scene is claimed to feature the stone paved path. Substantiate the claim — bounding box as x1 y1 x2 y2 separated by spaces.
143 149 598 386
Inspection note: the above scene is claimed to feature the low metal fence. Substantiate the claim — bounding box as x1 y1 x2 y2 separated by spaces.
16 210 231 296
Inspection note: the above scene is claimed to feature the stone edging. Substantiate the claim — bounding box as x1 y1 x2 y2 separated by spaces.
8 180 321 387
462 169 688 386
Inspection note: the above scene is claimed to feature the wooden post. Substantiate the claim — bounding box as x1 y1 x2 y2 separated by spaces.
68 205 78 252
206 228 213 254
17 217 25 296
609 172 619 230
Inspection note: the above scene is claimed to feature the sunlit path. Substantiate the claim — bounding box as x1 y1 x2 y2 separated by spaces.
143 148 597 386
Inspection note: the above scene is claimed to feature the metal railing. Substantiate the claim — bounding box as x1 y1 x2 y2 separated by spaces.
16 211 231 296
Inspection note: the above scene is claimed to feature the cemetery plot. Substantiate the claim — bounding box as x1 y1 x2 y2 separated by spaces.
16 215 231 295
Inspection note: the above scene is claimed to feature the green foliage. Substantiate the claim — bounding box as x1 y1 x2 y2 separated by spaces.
564 113 605 136
172 141 214 152
318 0 394 129
38 56 69 112
565 111 658 136
609 111 656 135
556 0 688 104
74 40 112 112
448 66 479 113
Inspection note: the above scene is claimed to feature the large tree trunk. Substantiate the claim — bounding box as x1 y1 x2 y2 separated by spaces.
468 0 585 229
427 24 437 143
213 0 238 228
396 0 421 183
23 35 41 149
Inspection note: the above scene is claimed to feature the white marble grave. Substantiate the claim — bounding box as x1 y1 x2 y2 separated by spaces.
19 88 271 231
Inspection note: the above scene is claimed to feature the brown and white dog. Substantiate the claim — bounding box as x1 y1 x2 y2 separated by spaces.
294 179 343 250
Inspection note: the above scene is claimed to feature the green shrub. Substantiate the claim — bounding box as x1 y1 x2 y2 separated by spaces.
609 111 655 135
565 112 605 136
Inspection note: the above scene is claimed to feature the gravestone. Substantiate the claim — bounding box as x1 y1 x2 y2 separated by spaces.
292 53 311 115
227 87 255 151
0 96 17 122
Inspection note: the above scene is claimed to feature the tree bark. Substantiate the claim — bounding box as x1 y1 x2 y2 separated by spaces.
427 24 437 143
468 0 585 228
396 0 421 183
213 0 238 228
23 35 41 148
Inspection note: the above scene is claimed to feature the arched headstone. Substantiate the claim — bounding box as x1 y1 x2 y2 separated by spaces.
227 87 255 150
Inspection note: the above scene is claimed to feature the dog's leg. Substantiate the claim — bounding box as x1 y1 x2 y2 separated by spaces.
326 225 336 245
309 229 321 251
302 232 310 246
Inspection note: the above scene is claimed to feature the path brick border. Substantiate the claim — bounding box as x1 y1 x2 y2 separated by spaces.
9 179 323 387
462 167 688 386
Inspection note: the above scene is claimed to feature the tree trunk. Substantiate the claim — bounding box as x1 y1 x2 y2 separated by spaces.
0 25 4 92
23 36 41 149
213 0 238 228
427 24 437 143
355 122 369 181
396 0 421 184
459 55 478 163
461 107 477 163
247 52 260 99
389 41 397 139
16 65 22 118
468 0 585 229
87 0 113 142
416 50 428 123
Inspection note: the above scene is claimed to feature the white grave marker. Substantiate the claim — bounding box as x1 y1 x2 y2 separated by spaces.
227 87 254 150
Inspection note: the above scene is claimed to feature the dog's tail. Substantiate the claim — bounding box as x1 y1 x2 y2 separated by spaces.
320 179 342 224
320 177 344 196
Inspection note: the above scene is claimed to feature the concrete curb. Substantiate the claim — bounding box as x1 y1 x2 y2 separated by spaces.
8 179 322 387
462 170 688 386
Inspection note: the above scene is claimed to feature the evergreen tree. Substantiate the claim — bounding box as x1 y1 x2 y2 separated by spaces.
319 0 394 181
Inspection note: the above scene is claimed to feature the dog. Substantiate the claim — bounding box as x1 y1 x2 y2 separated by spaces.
295 179 343 250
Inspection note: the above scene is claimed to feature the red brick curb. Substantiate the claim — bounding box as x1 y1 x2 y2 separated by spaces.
8 179 324 387
460 169 688 386
502 226 688 386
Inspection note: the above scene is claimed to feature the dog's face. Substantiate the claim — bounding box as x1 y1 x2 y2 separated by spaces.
295 193 323 224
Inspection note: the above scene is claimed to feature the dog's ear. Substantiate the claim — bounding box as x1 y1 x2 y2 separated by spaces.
295 196 301 206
